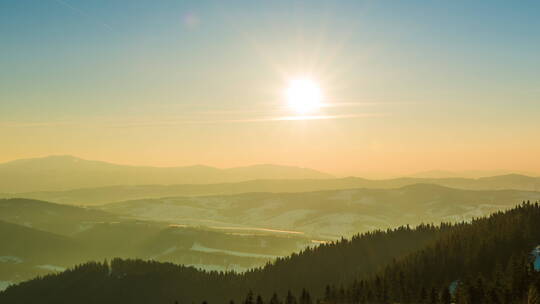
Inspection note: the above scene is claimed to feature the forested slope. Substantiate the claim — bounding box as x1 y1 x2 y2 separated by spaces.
2 202 539 304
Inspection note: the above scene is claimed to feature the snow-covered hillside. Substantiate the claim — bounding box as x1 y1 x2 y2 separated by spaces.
99 184 540 238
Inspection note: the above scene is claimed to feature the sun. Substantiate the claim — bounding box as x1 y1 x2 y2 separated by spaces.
285 78 323 114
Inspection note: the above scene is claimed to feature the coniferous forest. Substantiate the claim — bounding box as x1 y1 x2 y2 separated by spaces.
1 201 539 304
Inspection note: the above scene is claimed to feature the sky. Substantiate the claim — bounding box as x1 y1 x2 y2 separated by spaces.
1 0 539 177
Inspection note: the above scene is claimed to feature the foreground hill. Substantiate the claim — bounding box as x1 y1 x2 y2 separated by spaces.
0 221 83 262
0 198 313 289
0 221 86 284
2 202 539 304
0 155 331 192
325 202 540 303
5 174 540 206
0 198 121 236
0 225 449 304
98 184 540 238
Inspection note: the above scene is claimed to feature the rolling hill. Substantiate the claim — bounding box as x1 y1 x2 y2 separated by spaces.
0 220 86 285
2 202 538 304
4 174 540 206
0 199 314 289
0 198 122 236
0 221 83 263
97 184 540 238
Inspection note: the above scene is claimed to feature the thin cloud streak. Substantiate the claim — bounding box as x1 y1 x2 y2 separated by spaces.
270 113 386 121
0 121 74 128
107 113 388 127
321 101 420 108
53 0 113 31
0 113 386 129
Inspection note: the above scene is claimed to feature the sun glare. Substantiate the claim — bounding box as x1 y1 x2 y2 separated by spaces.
285 78 323 114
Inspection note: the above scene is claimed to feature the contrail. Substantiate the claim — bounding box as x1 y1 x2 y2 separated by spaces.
53 0 113 31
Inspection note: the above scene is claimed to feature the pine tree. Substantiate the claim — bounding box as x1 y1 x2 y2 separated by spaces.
244 290 254 304
428 287 438 304
472 276 486 304
529 284 540 304
338 286 345 303
299 289 312 304
440 287 452 304
269 293 280 304
285 290 297 304
324 285 332 303
419 286 427 303
454 281 470 304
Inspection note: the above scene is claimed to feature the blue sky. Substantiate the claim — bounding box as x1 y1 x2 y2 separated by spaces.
1 0 539 175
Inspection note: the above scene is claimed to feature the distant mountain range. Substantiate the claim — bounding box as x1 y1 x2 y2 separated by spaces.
0 155 332 192
4 173 540 206
408 169 538 179
3 155 539 197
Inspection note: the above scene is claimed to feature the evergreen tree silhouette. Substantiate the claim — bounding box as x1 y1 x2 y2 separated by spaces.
285 290 297 304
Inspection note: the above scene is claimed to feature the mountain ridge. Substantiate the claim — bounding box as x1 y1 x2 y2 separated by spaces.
0 155 332 192
5 174 540 206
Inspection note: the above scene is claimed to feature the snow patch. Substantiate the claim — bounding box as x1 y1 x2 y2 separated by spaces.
0 256 23 263
161 246 177 255
186 263 247 273
209 226 304 235
150 246 178 260
190 243 279 259
77 222 95 232
36 265 66 272
0 281 12 291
